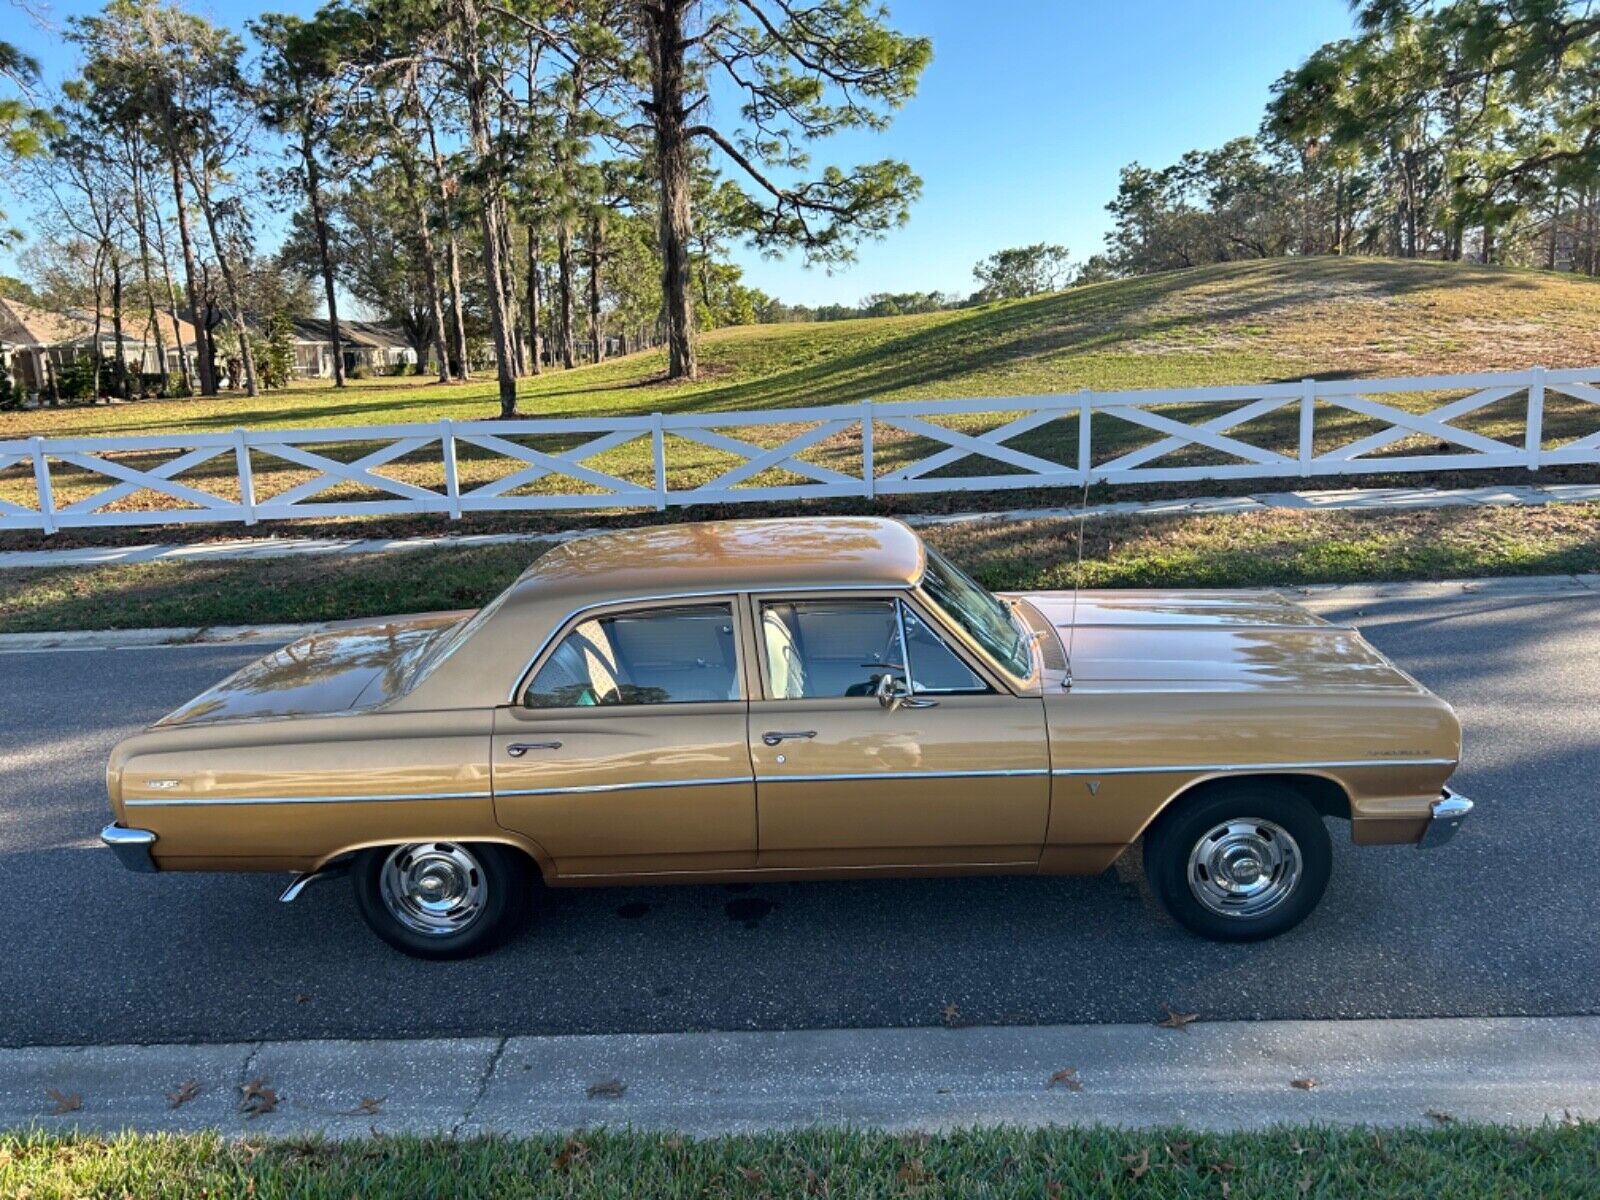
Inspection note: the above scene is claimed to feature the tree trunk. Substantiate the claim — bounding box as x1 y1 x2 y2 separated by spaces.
169 150 215 395
497 198 525 375
643 0 697 379
144 169 191 393
110 255 130 400
455 0 518 416
90 247 105 402
186 158 258 397
128 150 170 394
526 223 542 374
302 128 346 388
588 214 604 365
425 114 470 380
557 218 577 367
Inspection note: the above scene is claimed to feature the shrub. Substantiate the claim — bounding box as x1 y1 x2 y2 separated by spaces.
349 363 370 380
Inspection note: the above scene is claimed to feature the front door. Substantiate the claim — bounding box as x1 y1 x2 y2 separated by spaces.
747 594 1050 869
492 599 756 878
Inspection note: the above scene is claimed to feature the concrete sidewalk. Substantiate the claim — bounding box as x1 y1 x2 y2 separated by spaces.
4 481 1598 571
2 571 1595 654
4 1016 1597 1137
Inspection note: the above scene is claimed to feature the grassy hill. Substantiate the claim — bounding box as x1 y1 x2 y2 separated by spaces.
6 255 1600 440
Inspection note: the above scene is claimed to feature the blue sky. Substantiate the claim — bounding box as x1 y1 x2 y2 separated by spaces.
11 0 1358 308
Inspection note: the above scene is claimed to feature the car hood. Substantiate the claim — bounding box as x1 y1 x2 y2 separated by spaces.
1014 589 1420 692
156 612 467 727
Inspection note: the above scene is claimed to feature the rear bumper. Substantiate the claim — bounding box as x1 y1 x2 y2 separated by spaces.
1418 788 1473 849
100 823 158 873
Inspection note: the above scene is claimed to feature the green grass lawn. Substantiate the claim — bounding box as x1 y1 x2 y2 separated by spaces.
3 1123 1595 1198
3 257 1599 538
3 503 1594 633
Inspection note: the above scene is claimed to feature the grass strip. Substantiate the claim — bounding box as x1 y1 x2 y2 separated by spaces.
3 1123 1597 1199
0 504 1595 634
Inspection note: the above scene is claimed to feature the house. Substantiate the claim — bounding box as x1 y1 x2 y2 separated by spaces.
289 318 419 377
0 297 200 396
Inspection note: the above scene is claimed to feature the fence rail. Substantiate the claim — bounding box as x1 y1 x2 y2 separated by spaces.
2 365 1598 534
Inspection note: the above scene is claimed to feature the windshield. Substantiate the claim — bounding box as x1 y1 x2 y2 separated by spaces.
918 547 1033 679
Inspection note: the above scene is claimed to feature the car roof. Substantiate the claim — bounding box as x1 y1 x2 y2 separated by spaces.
509 517 926 603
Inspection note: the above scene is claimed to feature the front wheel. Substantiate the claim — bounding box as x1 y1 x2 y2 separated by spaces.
353 841 531 959
1143 783 1332 942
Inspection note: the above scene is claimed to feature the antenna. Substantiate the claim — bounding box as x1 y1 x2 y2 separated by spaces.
1062 468 1092 691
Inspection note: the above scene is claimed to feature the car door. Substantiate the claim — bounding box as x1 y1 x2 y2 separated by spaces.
492 598 757 878
746 591 1050 869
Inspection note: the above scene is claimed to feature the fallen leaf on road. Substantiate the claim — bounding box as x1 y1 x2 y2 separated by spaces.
239 1079 278 1117
167 1080 201 1109
1291 1077 1318 1090
45 1088 81 1115
1047 1067 1083 1092
940 1001 962 1028
1426 1109 1457 1125
348 1096 385 1116
1156 1005 1199 1031
586 1078 625 1100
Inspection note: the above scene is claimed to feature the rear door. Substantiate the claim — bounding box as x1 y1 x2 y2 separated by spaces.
492 598 757 878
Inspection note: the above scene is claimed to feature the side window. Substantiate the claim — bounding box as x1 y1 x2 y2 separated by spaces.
759 599 992 699
761 600 905 699
523 604 739 708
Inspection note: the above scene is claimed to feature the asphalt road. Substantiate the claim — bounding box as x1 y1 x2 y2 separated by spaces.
3 583 1598 1048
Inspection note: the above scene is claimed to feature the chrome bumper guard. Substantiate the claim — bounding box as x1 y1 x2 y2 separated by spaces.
1418 788 1473 849
100 823 158 873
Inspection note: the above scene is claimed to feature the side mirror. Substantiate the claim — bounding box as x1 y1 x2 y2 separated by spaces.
875 671 906 711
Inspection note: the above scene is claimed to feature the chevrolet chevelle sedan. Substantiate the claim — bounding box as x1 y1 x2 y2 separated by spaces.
101 517 1471 958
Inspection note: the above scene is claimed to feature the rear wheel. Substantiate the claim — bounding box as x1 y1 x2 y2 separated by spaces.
353 841 531 959
1143 783 1331 942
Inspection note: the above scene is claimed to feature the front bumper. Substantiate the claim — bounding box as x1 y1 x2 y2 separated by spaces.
1418 788 1473 849
100 823 158 873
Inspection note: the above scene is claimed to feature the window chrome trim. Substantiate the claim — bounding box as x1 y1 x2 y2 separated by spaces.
1051 758 1457 777
506 584 899 705
497 775 750 798
124 790 489 808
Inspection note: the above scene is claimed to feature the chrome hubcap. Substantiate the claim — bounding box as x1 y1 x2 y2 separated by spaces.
379 843 486 936
1186 818 1301 918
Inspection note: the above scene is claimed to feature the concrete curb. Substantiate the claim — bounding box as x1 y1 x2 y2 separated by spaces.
4 1016 1597 1137
3 482 1598 572
2 575 1596 653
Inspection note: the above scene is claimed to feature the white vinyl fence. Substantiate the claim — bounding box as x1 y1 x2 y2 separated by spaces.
2 365 1598 534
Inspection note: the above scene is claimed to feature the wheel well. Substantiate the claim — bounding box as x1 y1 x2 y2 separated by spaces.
1159 772 1352 827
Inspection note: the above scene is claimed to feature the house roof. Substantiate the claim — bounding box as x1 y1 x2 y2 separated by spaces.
291 318 411 350
0 297 199 349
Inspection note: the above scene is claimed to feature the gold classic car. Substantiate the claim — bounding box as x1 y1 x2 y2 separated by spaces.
101 517 1472 958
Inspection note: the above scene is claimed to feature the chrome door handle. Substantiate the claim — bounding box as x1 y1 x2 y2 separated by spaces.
900 697 939 709
507 741 562 757
762 730 817 746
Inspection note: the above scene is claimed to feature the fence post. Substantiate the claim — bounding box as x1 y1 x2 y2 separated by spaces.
651 412 668 511
29 436 56 535
1525 365 1545 471
1077 389 1092 483
234 428 257 525
440 418 461 519
1298 378 1316 477
860 400 875 500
